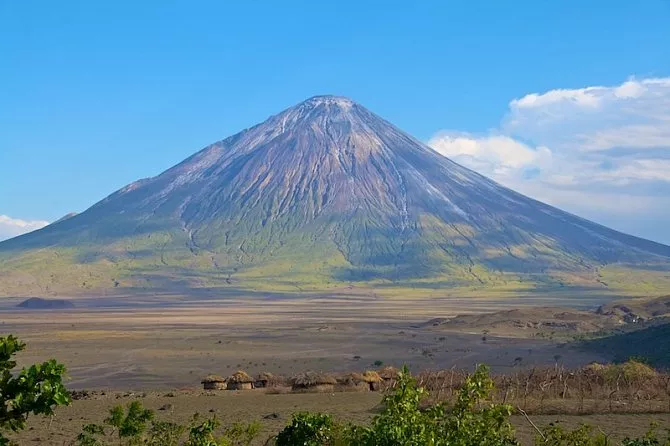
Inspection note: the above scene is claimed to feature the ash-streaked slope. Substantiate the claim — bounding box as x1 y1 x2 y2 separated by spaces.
1 95 669 297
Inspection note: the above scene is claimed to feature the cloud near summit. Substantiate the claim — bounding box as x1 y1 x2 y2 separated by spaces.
428 77 670 244
0 215 49 241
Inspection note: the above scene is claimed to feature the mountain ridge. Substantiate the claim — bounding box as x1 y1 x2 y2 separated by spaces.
1 95 669 297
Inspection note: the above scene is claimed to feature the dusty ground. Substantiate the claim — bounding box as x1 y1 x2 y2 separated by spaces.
0 294 609 389
10 390 670 445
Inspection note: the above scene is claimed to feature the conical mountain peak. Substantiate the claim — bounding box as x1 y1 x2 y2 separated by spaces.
268 94 367 133
302 94 356 106
1 97 669 297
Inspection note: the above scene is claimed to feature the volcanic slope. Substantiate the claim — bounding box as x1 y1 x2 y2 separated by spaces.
1 96 669 297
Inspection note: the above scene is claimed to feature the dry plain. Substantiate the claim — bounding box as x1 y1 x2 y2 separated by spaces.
0 291 662 445
0 292 612 389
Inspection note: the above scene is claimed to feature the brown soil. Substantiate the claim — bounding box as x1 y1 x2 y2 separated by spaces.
1 298 607 390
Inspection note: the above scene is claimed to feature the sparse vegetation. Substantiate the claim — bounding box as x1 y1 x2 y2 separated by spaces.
75 402 260 446
411 359 670 414
273 365 517 445
271 365 670 445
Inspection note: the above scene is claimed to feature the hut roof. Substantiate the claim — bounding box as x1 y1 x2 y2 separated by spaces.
378 366 400 380
201 374 226 384
228 370 253 383
339 372 364 385
256 371 274 381
362 370 383 383
291 371 337 387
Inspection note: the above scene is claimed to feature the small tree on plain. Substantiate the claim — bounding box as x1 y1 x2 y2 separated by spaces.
0 334 71 445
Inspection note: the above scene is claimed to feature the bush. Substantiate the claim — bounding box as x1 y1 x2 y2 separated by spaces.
621 425 670 446
537 423 609 445
75 402 260 446
587 360 658 386
357 364 517 446
275 412 345 446
274 365 517 446
0 334 71 445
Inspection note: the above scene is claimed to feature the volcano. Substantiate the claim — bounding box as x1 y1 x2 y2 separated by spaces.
1 95 669 297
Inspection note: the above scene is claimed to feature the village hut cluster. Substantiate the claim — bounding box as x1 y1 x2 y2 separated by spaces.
201 366 400 393
201 371 268 391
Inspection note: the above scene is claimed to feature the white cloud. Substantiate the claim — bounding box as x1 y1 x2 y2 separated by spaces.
428 134 552 172
504 77 670 152
428 77 670 245
0 215 49 241
511 86 605 109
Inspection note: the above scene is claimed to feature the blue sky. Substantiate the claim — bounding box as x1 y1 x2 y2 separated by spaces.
1 1 670 242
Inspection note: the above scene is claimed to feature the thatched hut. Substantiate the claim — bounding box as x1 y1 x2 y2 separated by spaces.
291 371 337 393
254 372 275 388
201 374 227 390
227 370 254 390
362 370 383 391
337 372 367 391
379 366 400 382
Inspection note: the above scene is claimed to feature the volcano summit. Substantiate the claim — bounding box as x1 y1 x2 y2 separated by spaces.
1 96 669 297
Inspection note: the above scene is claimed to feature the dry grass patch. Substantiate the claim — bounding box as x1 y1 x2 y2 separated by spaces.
415 360 670 414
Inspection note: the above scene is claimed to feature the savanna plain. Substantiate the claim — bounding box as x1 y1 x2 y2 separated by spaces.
3 290 670 445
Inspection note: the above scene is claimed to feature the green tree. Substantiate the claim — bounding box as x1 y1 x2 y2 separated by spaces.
357 365 442 445
275 412 344 446
0 334 71 445
106 401 154 444
439 364 517 446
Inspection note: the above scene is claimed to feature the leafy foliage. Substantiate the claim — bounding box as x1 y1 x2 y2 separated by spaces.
107 401 154 441
0 334 71 445
537 423 610 446
275 365 517 446
75 402 260 446
354 364 517 446
621 425 670 446
184 416 220 446
275 412 344 446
